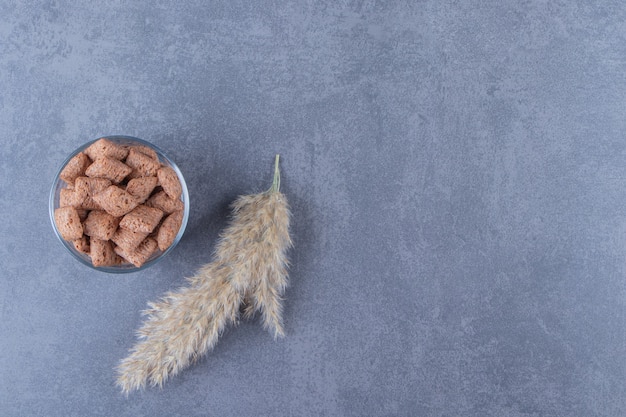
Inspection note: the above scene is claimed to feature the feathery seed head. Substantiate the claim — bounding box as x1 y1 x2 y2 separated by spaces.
116 155 292 393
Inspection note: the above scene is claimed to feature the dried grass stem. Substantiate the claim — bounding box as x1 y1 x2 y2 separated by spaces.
116 155 292 394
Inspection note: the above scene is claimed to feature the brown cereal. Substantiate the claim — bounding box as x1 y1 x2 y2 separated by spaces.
72 235 90 254
54 207 83 241
157 166 182 200
79 196 103 211
76 209 89 222
56 140 185 268
119 205 164 234
83 210 120 240
130 144 159 160
74 177 112 210
125 148 161 179
75 176 112 196
59 152 90 185
59 188 84 208
146 190 184 214
62 178 112 210
114 237 158 267
157 210 183 251
126 176 158 204
92 185 139 217
90 238 120 267
111 227 149 253
85 138 129 161
85 157 132 184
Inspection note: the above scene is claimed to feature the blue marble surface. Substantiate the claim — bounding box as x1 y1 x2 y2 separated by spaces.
1 1 625 416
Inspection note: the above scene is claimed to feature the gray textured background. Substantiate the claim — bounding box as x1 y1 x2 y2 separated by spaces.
1 1 625 416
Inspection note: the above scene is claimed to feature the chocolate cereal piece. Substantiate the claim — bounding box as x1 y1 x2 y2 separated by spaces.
119 205 163 234
83 210 120 240
59 152 90 185
157 166 182 200
76 209 89 221
146 190 184 214
54 207 83 241
157 210 183 251
85 138 129 161
72 235 90 254
90 238 120 267
126 176 158 204
125 148 161 179
114 237 158 267
85 157 132 184
79 196 102 211
131 144 159 160
75 177 112 196
93 185 138 217
75 177 112 210
62 178 111 210
111 227 148 252
59 188 84 208
121 144 159 161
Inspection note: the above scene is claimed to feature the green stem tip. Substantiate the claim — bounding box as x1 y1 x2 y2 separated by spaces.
269 154 281 193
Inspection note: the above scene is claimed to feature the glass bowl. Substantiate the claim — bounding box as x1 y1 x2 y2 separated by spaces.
49 135 189 273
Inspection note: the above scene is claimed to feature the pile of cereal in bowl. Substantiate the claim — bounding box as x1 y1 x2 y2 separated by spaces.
52 137 186 269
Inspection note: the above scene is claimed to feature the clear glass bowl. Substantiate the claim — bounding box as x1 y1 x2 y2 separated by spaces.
49 135 189 273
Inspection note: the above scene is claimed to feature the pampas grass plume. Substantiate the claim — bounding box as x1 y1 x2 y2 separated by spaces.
116 155 292 394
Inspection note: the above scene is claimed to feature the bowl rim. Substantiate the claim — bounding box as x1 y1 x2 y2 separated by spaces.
49 135 190 273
